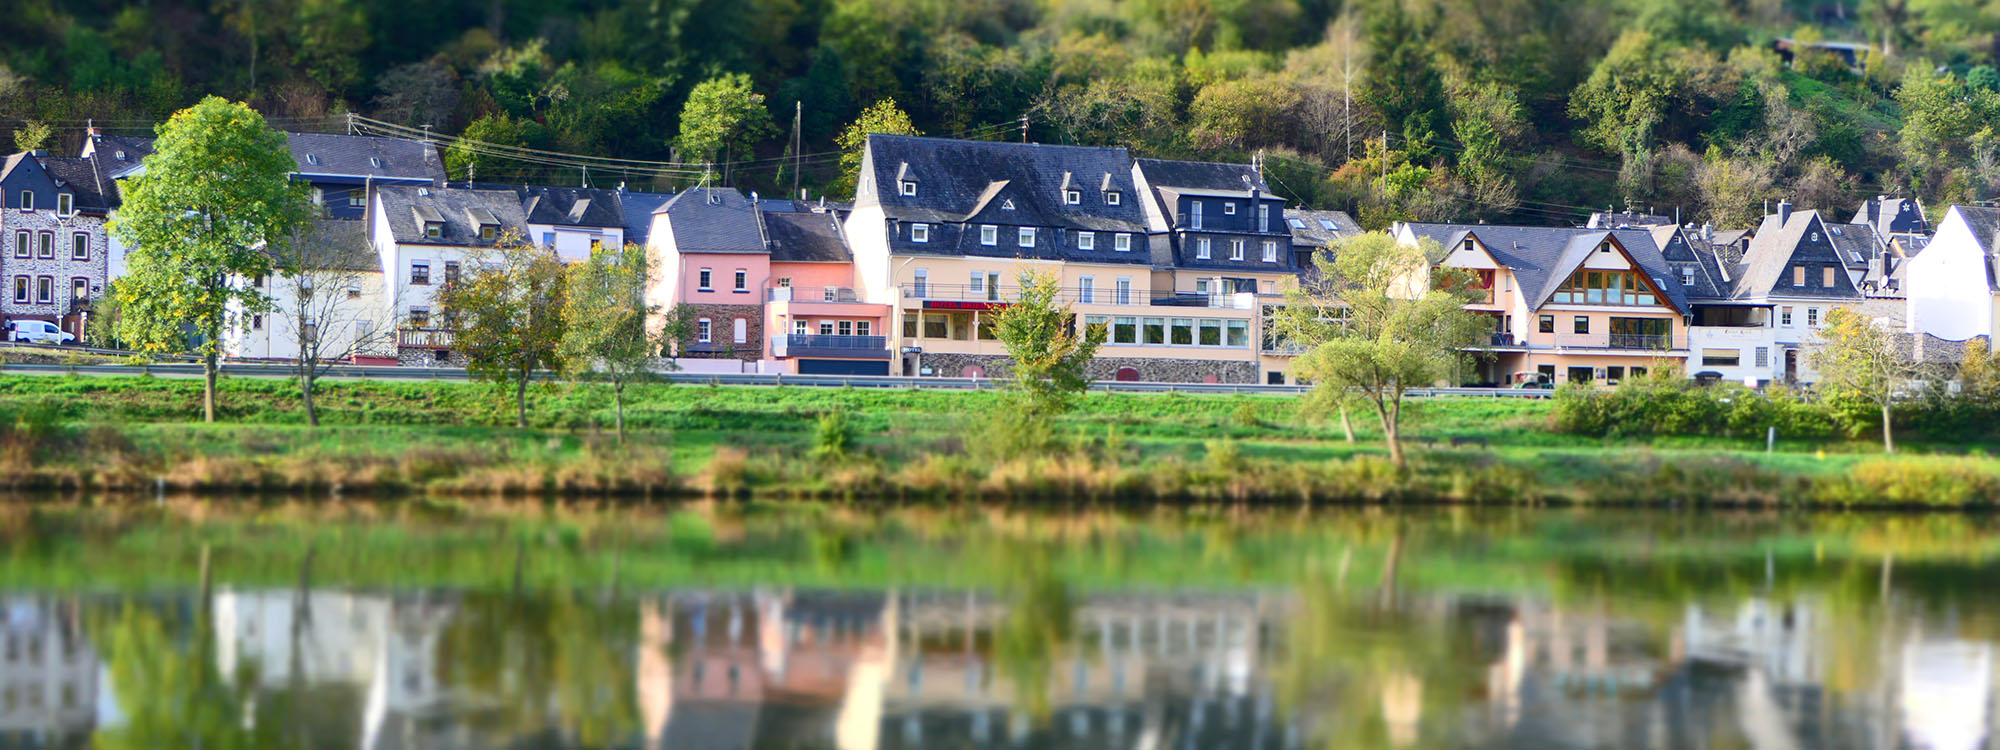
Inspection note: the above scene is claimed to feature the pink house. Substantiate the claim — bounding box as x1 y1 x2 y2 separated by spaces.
648 189 773 360
762 210 893 375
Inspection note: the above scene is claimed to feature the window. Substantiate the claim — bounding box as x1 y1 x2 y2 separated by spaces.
1198 319 1222 346
305 154 321 166
793 320 810 336
1807 307 1820 327
1114 233 1131 252
1196 238 1211 259
12 231 26 258
542 232 555 247
349 193 366 208
37 232 51 259
1105 191 1121 205
900 181 917 196
1084 315 1108 340
424 222 442 239
697 318 712 343
1573 316 1590 334
36 277 52 304
1793 266 1805 286
479 225 495 241
913 268 928 297
903 312 918 338
1701 348 1741 367
911 223 929 243
252 314 264 330
833 320 851 336
1548 269 1657 306
11 277 24 303
1681 266 1695 286
443 261 460 285
1823 267 1836 287
1780 307 1793 326
1079 276 1094 304
1170 318 1195 345
71 233 87 260
1226 320 1249 347
56 193 72 216
824 286 839 301
1755 347 1769 367
777 277 791 288
734 269 747 291
410 261 430 285
1019 227 1036 247
1290 218 1306 229
1065 190 1080 205
1195 278 1210 295
1116 277 1132 305
1113 316 1137 344
1539 315 1554 333
856 321 872 337
698 268 713 291
1257 205 1270 232
407 307 430 327
1143 317 1166 344
71 278 87 303
733 318 748 344
981 225 998 246
18 191 31 210
1262 241 1278 263
1229 239 1245 261
923 313 949 339
1223 202 1236 215
1078 232 1094 251
1191 202 1204 230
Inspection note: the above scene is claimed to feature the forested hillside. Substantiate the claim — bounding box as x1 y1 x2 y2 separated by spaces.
5 0 1999 229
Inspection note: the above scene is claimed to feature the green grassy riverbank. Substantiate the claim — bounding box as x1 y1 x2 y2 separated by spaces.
0 374 1992 507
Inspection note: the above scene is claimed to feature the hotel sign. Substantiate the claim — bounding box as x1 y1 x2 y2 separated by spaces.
922 300 1008 311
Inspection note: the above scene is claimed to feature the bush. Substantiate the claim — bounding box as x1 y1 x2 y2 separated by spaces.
812 412 855 461
1555 373 1836 440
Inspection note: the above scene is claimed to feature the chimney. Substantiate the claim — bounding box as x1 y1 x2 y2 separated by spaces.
1702 222 1713 242
1776 199 1793 226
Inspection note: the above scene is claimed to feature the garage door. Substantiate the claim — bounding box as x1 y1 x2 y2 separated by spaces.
797 359 892 376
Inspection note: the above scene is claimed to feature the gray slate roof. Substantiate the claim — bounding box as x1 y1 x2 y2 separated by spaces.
617 190 674 246
1946 205 2000 292
1649 225 1733 301
40 156 114 212
1586 210 1673 229
1422 223 1691 312
1288 209 1362 248
656 188 768 254
1133 158 1271 193
517 186 626 228
865 134 1147 233
765 210 851 263
83 133 154 179
287 132 444 182
375 185 527 246
1729 210 1876 301
1851 196 1929 239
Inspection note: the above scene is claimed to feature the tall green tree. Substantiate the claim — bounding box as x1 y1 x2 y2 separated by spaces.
674 73 777 179
112 96 309 423
1359 0 1448 155
559 241 670 440
438 239 569 429
834 98 920 197
989 270 1105 456
1277 233 1488 468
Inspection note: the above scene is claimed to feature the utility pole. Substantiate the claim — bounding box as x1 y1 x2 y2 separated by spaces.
1020 116 1029 144
791 101 803 200
1343 20 1354 163
1382 131 1389 183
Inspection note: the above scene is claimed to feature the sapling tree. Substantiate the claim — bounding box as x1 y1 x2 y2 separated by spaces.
558 241 672 440
1809 307 1933 453
989 270 1105 456
272 219 395 427
438 237 568 428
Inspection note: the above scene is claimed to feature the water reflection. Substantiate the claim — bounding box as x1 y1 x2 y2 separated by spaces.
6 513 2000 749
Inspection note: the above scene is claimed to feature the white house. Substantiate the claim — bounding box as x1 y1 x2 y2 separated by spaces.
1904 204 2000 342
224 219 397 364
367 184 528 366
517 185 627 261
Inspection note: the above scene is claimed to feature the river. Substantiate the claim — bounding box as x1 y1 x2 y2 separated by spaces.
3 501 1995 748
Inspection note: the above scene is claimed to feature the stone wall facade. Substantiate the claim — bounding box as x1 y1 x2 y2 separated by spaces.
0 209 110 337
397 346 468 368
917 352 1259 384
688 303 765 361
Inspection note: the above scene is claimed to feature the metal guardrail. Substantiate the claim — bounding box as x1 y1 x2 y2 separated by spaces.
0 360 1557 397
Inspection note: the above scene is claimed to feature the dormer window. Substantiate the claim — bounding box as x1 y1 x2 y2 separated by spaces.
1065 190 1080 205
1681 266 1695 286
56 193 72 216
1289 218 1305 229
1104 191 1121 206
1078 232 1095 250
900 181 918 196
305 154 321 166
18 191 31 211
480 225 496 241
1019 227 1037 248
1115 233 1131 252
911 223 930 243
113 150 126 160
424 222 443 239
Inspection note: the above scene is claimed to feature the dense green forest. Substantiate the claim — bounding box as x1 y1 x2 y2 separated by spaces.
6 0 2000 228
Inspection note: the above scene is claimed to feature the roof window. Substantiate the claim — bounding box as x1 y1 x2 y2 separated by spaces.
305 154 321 166
369 157 384 169
1318 219 1335 230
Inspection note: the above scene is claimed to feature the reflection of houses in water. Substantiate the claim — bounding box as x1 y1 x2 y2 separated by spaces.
1900 638 1992 750
637 589 894 750
880 589 1303 750
0 597 97 744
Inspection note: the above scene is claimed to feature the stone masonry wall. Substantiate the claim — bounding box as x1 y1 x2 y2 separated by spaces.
919 353 1258 384
0 210 110 331
690 303 765 361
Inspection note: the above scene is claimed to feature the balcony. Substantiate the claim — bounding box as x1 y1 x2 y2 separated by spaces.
398 328 455 348
901 283 1138 307
768 286 860 303
1149 291 1257 310
769 334 891 359
1551 332 1674 351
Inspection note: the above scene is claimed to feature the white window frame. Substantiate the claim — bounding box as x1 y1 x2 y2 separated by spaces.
36 232 51 260
1114 233 1131 252
1079 276 1095 304
911 223 929 243
71 233 88 261
1261 240 1277 263
1807 307 1820 327
1780 306 1793 327
56 193 72 216
1229 239 1245 261
980 225 998 246
1191 201 1204 230
1078 232 1094 251
969 271 986 294
1196 238 1211 259
697 318 713 344
1116 276 1132 305
698 268 713 291
1019 227 1036 248
1223 202 1236 215
1105 191 1121 205
734 269 747 291
1681 266 1695 286
1065 190 1080 205
794 320 809 336
1257 204 1269 232
857 321 872 337
820 321 836 336
900 181 917 196
18 191 31 211
913 268 929 297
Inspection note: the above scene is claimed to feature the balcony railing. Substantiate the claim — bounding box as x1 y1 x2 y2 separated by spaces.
901 283 1138 307
398 328 455 348
768 286 860 303
769 334 891 359
1608 333 1672 350
1149 291 1257 310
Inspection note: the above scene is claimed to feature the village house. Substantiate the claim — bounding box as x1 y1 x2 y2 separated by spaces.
1905 204 2000 343
515 185 628 260
223 219 396 364
367 184 530 366
0 150 116 341
761 205 894 375
1707 203 1887 383
288 132 445 219
646 187 783 363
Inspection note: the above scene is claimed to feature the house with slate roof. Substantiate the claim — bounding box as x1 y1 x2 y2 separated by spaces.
848 134 1271 383
646 187 787 363
1851 196 1929 244
0 150 116 340
1711 203 1884 383
1905 204 2000 342
1415 223 1691 386
224 218 395 363
288 132 444 220
514 185 628 261
762 205 894 374
367 185 529 365
1286 209 1361 265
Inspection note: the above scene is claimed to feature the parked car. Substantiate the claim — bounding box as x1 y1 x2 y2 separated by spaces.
7 320 75 345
